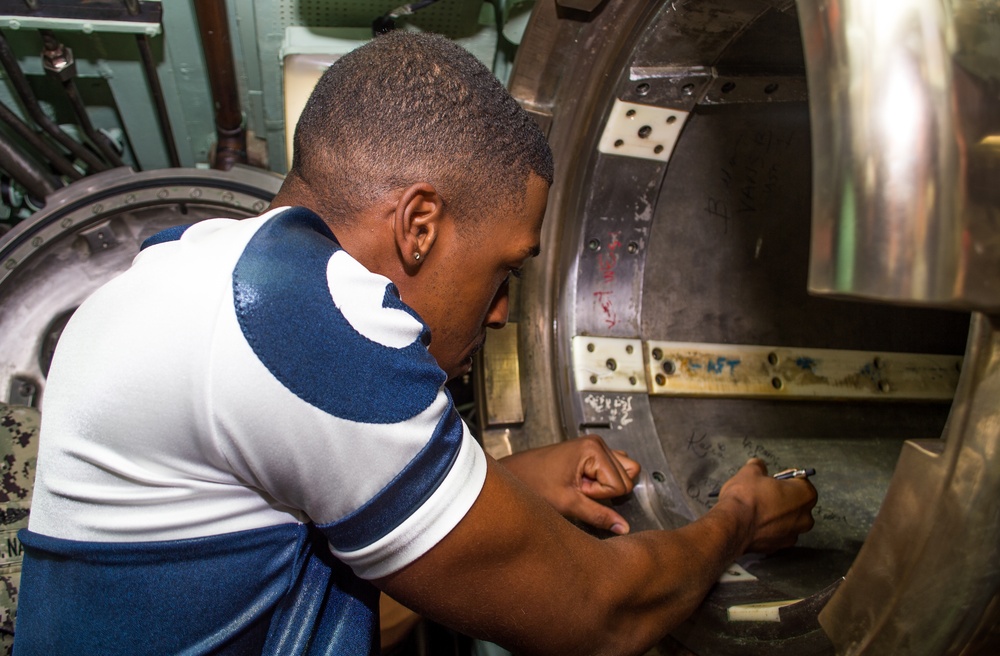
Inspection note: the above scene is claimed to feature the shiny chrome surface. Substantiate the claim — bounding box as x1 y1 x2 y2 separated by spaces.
819 313 1000 655
799 0 1000 312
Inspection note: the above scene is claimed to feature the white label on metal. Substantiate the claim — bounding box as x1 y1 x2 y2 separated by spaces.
573 336 646 393
727 599 802 622
597 99 688 162
646 341 962 401
718 563 758 583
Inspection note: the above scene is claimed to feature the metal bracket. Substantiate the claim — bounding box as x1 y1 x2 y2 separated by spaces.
646 340 962 401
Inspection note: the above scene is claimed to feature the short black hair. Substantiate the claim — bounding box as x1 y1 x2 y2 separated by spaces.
290 31 553 225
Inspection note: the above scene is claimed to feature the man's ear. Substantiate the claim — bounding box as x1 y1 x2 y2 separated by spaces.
393 182 443 269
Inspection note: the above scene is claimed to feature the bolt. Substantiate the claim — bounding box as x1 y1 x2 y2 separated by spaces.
636 82 650 95
627 241 639 254
655 373 666 386
190 188 203 198
768 352 778 366
587 342 595 353
681 83 695 96
587 238 601 252
637 125 652 139
651 347 663 361
652 471 666 483
626 109 636 118
628 376 637 385
606 358 617 371
663 361 675 375
771 377 783 390
625 344 634 355
590 374 598 384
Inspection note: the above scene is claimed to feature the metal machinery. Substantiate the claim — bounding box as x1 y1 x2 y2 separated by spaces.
0 1 998 655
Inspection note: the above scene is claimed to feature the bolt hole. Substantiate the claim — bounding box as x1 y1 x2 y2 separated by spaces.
721 81 736 93
651 347 663 361
625 344 634 355
767 352 778 366
590 374 598 384
628 376 637 385
613 139 624 148
666 115 677 124
653 145 664 154
652 471 666 483
655 373 666 386
636 82 650 95
663 360 676 375
606 358 617 371
771 377 783 390
587 342 595 353
626 109 637 118
638 125 652 139
764 83 779 94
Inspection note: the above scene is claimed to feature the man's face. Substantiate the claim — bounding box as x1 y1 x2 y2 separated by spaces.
405 174 548 379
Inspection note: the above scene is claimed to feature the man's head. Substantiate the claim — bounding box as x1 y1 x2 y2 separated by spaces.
288 31 553 227
277 31 553 379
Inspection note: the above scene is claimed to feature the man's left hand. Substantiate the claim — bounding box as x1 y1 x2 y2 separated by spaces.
499 435 640 535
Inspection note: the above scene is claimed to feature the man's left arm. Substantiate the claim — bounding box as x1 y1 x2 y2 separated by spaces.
499 435 640 535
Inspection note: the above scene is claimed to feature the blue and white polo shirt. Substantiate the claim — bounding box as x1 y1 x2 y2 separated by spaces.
14 206 487 655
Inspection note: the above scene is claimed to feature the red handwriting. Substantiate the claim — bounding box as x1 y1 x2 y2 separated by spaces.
597 231 622 283
593 290 617 328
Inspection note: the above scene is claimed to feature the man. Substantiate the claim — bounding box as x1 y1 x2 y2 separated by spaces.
14 32 815 655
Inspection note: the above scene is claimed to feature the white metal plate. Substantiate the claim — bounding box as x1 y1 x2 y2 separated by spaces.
597 99 688 162
572 336 646 393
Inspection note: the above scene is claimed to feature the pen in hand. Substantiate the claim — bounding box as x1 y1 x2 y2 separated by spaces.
707 467 815 498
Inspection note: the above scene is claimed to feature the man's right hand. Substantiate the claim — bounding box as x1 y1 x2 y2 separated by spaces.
378 455 820 656
718 458 817 554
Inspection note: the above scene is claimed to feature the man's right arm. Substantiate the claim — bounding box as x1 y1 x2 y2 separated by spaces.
376 456 815 656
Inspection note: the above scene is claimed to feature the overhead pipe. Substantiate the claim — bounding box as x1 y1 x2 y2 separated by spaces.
193 0 248 170
123 0 181 168
0 99 82 180
0 131 62 201
40 30 126 168
0 31 107 173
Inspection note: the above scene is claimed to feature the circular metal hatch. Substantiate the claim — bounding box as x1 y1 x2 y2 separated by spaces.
0 166 283 409
484 1 1000 654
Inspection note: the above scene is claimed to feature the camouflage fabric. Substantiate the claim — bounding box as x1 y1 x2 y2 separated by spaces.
0 402 39 656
